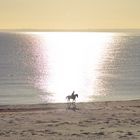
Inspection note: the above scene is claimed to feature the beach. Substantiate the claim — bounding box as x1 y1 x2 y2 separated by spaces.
0 100 139 140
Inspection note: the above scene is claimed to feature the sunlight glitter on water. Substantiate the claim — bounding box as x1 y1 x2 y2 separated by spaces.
31 32 115 102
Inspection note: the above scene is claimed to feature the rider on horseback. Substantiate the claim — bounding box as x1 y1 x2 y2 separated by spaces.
66 91 78 110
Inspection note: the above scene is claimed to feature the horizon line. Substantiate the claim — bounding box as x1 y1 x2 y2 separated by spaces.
0 28 140 32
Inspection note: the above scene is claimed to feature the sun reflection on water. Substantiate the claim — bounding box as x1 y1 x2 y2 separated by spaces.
32 32 115 102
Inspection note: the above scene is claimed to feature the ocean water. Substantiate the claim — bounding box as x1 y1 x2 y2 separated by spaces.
0 31 140 105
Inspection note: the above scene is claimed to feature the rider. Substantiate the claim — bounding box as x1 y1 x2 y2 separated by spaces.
71 91 75 97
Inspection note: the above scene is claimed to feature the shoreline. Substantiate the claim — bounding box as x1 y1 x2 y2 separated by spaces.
0 99 139 112
0 100 139 140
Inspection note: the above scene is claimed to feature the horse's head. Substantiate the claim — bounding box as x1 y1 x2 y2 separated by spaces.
76 94 78 98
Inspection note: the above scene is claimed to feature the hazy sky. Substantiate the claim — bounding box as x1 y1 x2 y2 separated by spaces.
0 0 140 30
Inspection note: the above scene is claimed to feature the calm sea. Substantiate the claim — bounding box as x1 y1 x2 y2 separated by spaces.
0 32 140 105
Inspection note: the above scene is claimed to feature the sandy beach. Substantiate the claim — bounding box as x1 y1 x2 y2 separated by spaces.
0 100 140 140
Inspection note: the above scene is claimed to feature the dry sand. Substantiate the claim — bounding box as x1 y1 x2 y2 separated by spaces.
0 100 140 140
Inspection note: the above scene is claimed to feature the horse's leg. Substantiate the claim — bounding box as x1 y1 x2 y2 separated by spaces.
71 100 76 110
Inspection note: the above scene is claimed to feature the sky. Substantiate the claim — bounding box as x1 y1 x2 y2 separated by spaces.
0 0 140 30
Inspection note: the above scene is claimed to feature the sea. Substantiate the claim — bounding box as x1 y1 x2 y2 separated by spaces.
0 31 140 105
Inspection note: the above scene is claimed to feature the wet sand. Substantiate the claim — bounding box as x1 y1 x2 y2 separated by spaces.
0 100 140 140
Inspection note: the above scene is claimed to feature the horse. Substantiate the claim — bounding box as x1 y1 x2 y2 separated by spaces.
66 94 78 101
66 93 78 110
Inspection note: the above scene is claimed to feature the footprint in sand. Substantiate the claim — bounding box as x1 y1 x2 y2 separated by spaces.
71 133 81 136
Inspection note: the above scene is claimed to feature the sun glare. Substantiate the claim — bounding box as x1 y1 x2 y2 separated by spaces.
32 32 115 102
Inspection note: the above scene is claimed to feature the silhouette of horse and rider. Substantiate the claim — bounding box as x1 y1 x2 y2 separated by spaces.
66 91 78 110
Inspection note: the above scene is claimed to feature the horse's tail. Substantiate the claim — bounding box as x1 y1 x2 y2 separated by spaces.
66 95 71 101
